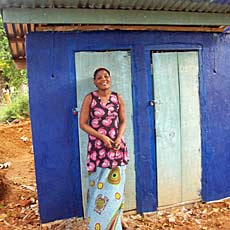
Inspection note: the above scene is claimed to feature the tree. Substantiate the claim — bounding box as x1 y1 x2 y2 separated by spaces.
0 16 27 89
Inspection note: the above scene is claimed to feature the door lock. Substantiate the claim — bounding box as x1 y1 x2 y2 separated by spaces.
73 107 80 116
149 100 161 106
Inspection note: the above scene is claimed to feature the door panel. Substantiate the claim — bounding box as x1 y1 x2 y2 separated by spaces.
152 53 181 206
178 52 201 201
75 51 136 214
152 51 201 207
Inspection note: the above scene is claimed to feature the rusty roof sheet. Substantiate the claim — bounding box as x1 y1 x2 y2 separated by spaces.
3 23 35 69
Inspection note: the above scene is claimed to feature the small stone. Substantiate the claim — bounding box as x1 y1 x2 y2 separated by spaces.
20 136 29 142
195 219 201 224
30 197 36 204
168 215 176 223
18 128 23 132
0 213 7 221
18 199 32 207
11 119 19 123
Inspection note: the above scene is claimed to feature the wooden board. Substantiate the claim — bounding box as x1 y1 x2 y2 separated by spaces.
178 51 201 202
152 52 182 206
152 51 201 207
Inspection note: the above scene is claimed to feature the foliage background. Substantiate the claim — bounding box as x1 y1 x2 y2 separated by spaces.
0 15 29 121
0 93 29 121
0 16 27 89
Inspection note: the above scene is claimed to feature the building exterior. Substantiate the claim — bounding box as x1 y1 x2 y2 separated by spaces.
1 1 230 224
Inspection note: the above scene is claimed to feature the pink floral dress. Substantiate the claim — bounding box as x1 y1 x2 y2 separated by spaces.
87 91 129 172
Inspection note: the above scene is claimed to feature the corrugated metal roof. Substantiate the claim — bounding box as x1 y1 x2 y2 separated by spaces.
2 0 230 69
1 0 230 13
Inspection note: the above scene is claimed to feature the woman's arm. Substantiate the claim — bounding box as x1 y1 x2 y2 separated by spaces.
79 94 114 148
114 94 126 148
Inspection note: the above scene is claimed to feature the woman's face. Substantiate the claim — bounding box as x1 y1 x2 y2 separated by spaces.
94 70 111 90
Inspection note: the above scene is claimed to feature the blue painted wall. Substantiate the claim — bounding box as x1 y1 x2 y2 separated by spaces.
26 31 230 223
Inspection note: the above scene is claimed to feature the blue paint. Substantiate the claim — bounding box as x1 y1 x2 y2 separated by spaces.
26 33 83 223
26 31 230 223
132 45 157 212
201 35 230 201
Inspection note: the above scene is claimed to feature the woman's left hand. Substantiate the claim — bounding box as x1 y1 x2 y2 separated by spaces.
113 138 121 150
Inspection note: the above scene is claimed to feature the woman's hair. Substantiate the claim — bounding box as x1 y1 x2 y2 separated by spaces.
93 67 110 79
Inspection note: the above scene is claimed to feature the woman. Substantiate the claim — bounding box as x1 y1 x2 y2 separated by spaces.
80 67 129 230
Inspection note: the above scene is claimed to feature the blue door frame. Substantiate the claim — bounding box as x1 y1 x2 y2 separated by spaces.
71 45 157 213
27 31 230 223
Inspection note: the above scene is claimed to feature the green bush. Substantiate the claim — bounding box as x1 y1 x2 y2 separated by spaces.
0 93 29 122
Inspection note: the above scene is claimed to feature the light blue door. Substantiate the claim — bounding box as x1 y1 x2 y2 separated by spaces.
75 51 136 214
152 51 201 207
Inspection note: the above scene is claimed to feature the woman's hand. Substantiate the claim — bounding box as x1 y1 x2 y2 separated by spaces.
113 138 121 151
101 135 114 149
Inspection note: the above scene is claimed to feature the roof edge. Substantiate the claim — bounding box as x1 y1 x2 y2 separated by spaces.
2 8 230 26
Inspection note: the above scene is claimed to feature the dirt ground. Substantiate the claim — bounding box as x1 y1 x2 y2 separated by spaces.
0 119 230 230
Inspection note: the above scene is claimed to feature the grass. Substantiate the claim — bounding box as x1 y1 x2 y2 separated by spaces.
0 92 29 122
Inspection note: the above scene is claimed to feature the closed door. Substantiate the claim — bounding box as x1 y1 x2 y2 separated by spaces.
152 51 201 207
75 51 136 214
